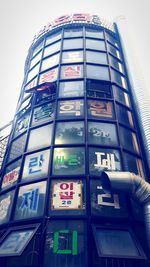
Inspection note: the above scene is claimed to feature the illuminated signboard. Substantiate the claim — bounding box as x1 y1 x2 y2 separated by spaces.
51 181 83 210
32 14 114 45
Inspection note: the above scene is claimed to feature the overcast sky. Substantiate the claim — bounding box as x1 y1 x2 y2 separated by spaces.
0 0 150 128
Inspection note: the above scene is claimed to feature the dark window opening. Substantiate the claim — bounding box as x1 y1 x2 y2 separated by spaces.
87 80 111 99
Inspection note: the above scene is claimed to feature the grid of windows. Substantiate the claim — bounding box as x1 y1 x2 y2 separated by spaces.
0 24 147 267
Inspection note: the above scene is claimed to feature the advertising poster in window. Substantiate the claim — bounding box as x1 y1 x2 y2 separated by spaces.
61 65 83 79
22 150 50 181
57 100 84 118
44 220 86 267
55 121 84 144
0 229 35 256
39 68 58 84
89 148 121 176
51 180 83 210
32 103 55 126
1 160 21 190
53 147 85 175
88 100 113 119
0 190 14 224
14 112 30 137
90 180 128 218
15 181 46 220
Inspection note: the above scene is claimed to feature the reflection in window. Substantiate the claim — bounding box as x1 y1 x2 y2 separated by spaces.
87 80 111 99
59 80 84 97
88 100 114 119
86 39 105 51
64 28 83 38
14 181 46 220
57 100 84 118
45 31 62 46
53 147 85 175
116 104 134 127
43 41 61 57
86 51 107 64
108 43 121 59
44 220 86 267
109 55 124 74
88 122 118 145
119 126 139 153
39 68 58 84
113 86 130 106
41 53 60 72
86 65 109 80
111 69 127 89
22 149 50 181
55 121 84 144
123 152 145 178
27 124 53 151
1 159 21 190
60 65 83 80
32 103 55 126
8 134 27 162
106 33 119 47
89 147 121 175
63 38 83 50
50 180 86 215
86 29 104 39
0 190 14 224
62 51 83 63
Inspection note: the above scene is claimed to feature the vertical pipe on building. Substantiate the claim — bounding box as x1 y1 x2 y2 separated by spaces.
115 17 150 173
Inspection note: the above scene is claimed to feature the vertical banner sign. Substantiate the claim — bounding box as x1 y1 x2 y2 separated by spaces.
53 230 78 255
52 181 82 210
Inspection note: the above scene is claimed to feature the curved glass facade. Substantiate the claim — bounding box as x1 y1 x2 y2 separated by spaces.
0 18 149 267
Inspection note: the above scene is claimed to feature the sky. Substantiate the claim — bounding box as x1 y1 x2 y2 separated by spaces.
0 0 150 128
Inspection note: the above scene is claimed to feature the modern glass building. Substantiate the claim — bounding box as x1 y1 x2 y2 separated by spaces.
0 14 149 267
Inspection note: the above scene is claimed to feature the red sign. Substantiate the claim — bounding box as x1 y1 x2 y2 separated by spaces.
64 66 81 78
39 69 58 84
2 167 19 189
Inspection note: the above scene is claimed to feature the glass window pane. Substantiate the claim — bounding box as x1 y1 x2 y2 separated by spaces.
86 65 109 80
43 41 61 57
50 180 86 215
44 220 86 267
41 53 60 71
119 126 139 153
108 43 121 59
89 148 121 175
55 121 84 144
87 80 111 99
53 147 85 175
86 39 105 51
64 28 83 38
113 86 130 106
88 122 118 145
62 51 83 63
27 124 53 151
1 159 21 190
123 152 145 178
30 51 42 69
59 81 84 97
94 228 140 257
22 149 50 181
8 134 27 162
57 100 84 118
39 68 58 84
88 100 114 119
45 31 62 46
26 63 40 83
32 41 44 57
109 55 124 74
14 181 46 220
91 180 128 218
63 38 83 50
111 69 127 89
106 33 119 48
32 103 55 126
0 190 14 224
14 112 30 137
86 29 104 39
116 104 134 127
60 65 83 79
86 51 107 64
